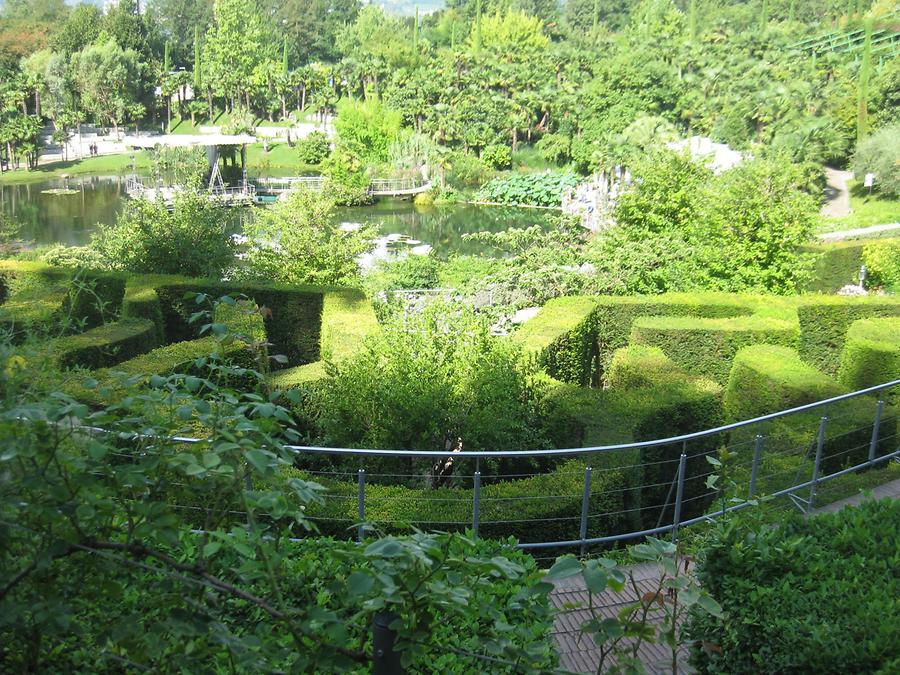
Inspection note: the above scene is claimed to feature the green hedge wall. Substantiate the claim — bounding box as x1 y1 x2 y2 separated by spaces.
837 318 900 395
61 271 126 329
286 458 630 546
606 345 681 390
541 374 722 531
724 345 894 478
687 500 900 673
630 315 798 385
514 294 752 387
797 296 900 375
50 319 159 370
0 261 71 341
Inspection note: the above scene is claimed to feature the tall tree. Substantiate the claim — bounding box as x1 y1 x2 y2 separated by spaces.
73 38 143 135
857 20 873 143
203 0 269 111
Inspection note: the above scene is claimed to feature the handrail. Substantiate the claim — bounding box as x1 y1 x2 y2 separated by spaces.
278 379 900 458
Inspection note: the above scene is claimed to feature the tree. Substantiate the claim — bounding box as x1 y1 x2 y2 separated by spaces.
241 190 375 286
203 0 269 111
468 10 550 54
49 3 101 55
73 38 144 135
333 97 402 162
147 0 215 59
260 0 360 64
852 123 900 198
1 0 67 22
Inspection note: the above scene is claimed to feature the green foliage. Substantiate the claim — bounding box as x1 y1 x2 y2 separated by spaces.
445 151 491 189
862 239 900 289
480 143 512 169
314 304 549 463
334 98 403 163
321 146 373 206
629 314 798 385
469 9 550 52
369 254 442 292
796 296 900 375
90 190 236 279
851 123 900 197
295 130 331 164
688 501 900 673
475 171 579 207
45 318 159 370
837 318 900 393
241 190 376 287
71 37 143 132
589 152 817 295
38 245 104 269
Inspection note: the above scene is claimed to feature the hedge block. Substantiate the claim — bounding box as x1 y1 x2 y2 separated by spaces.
320 290 380 362
630 315 798 385
797 296 900 375
0 265 70 342
61 271 126 329
49 319 159 370
606 345 684 390
837 318 900 395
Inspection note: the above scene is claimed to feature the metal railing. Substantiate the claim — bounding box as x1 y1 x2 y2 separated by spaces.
75 380 900 554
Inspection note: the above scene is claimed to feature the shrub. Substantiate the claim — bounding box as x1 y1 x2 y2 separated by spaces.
333 98 402 162
90 189 236 279
481 143 512 169
445 152 490 189
39 245 104 269
837 318 900 394
629 314 798 385
687 500 900 673
862 240 900 289
48 319 159 370
295 130 331 164
851 122 900 197
475 171 580 207
0 262 70 341
606 344 683 390
796 296 900 375
371 254 441 291
240 190 376 287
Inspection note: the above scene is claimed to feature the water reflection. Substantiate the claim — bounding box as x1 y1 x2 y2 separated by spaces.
0 175 554 258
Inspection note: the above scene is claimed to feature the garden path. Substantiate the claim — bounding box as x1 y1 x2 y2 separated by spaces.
821 167 852 218
549 477 900 674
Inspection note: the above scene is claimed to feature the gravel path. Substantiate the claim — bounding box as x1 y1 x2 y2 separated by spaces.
821 167 853 218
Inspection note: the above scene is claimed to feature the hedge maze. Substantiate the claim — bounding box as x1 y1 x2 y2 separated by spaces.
3 259 899 548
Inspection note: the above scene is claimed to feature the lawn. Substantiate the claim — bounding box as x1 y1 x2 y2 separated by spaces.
817 181 900 233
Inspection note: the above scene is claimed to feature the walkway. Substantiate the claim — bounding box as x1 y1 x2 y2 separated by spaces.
817 221 900 241
549 477 900 673
821 167 852 218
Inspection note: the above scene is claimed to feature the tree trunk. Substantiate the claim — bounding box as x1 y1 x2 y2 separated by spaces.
301 85 306 112
34 90 41 118
281 95 286 120
207 88 214 118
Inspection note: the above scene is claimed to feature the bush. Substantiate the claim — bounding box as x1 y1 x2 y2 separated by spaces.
606 344 683 390
796 296 900 375
47 319 159 370
862 240 900 289
851 123 900 197
295 130 331 164
688 500 900 673
240 190 376 287
629 314 798 385
481 144 512 169
371 254 441 291
837 318 900 394
39 245 104 269
90 189 236 279
445 152 490 189
0 262 70 341
333 98 402 162
475 171 580 207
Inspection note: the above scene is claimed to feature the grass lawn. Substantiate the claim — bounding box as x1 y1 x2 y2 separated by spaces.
0 153 152 184
817 180 900 233
0 142 320 185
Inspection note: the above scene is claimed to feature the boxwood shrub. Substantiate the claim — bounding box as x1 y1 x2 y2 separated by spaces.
837 318 900 396
796 296 900 375
50 319 160 370
687 499 900 673
630 315 798 385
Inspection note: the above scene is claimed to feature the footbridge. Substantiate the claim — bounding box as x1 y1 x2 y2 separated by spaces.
253 176 432 199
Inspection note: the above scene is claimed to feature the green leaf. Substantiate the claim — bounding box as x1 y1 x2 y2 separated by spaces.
583 566 609 594
346 571 374 597
545 556 582 581
203 541 222 558
75 504 95 520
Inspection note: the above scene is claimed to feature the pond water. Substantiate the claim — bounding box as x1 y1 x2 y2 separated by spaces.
0 175 555 259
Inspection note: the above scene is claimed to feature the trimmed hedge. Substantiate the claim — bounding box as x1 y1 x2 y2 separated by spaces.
688 500 900 673
287 458 630 546
514 293 751 386
0 261 70 341
542 373 722 530
724 345 894 478
837 318 900 394
61 270 126 329
606 345 682 390
797 295 900 376
630 315 798 385
270 290 380 389
49 319 159 370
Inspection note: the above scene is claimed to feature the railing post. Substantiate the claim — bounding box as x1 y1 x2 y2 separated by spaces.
672 448 687 543
579 466 592 557
869 400 884 465
472 466 481 540
372 611 403 675
809 416 827 512
357 467 366 542
749 434 763 499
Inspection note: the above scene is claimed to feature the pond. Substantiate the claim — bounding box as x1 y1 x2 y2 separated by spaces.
0 175 556 259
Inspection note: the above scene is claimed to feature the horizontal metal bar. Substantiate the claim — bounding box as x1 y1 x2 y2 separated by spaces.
516 448 900 550
280 380 900 458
